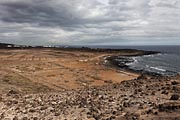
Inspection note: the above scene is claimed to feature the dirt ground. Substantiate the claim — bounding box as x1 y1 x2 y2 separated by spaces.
0 49 180 120
0 49 138 94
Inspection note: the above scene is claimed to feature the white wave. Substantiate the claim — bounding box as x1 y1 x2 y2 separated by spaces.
150 67 166 72
132 57 138 63
144 54 155 57
145 65 149 67
144 53 164 58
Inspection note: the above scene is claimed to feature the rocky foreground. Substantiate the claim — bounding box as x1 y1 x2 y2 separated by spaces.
0 75 180 120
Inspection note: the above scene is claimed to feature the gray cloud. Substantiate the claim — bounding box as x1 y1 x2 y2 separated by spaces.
0 0 84 27
0 0 180 45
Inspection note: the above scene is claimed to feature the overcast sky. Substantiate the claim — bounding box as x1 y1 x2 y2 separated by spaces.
0 0 180 46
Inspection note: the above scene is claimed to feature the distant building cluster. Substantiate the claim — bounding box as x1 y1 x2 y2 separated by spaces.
0 43 33 48
0 43 71 49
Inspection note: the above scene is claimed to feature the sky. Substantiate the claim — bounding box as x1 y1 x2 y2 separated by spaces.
0 0 180 46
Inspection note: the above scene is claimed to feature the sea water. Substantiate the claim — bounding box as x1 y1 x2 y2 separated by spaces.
90 45 180 76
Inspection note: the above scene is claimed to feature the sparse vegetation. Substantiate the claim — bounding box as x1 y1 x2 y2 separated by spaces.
1 74 53 94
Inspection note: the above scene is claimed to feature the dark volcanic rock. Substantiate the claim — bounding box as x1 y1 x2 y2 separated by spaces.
125 112 140 120
172 81 179 85
137 74 148 80
170 94 179 100
29 108 36 113
104 80 113 84
161 90 168 95
158 102 180 112
7 90 18 95
0 95 2 102
13 116 18 120
1 75 180 119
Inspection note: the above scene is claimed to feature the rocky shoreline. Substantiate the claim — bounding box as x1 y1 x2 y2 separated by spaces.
105 54 178 77
0 74 180 120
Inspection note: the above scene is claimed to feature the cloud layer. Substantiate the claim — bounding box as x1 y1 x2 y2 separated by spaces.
0 0 180 45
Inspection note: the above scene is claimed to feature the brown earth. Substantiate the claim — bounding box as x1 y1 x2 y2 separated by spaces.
0 49 138 94
0 49 180 120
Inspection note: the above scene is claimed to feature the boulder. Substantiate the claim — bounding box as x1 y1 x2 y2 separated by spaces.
170 94 179 100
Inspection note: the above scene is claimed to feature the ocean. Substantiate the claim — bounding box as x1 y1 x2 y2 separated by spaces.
89 45 180 76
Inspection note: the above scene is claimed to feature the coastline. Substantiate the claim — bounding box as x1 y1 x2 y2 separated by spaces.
0 48 180 120
105 52 179 77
